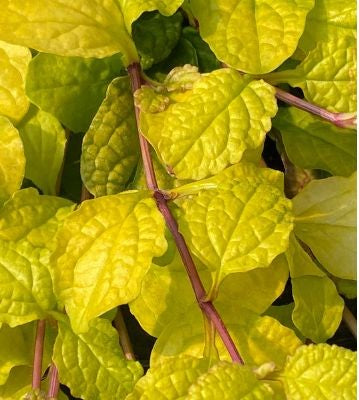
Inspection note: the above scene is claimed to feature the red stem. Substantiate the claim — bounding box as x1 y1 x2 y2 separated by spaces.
47 363 60 399
127 62 243 364
32 320 46 390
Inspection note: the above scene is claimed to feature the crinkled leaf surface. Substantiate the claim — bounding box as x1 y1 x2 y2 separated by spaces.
280 344 357 399
0 0 138 64
0 189 73 326
176 166 293 284
81 77 139 197
133 11 183 69
152 305 301 368
299 0 357 53
293 174 356 279
54 318 143 400
0 117 25 205
26 53 125 133
53 191 167 333
0 40 31 123
140 69 277 180
190 0 314 74
267 37 357 112
291 276 344 343
17 105 67 195
118 0 184 33
273 107 356 177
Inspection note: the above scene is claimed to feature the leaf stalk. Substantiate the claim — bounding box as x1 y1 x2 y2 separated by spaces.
46 363 60 399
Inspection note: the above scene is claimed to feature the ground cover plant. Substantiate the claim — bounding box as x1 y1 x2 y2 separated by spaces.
0 0 356 399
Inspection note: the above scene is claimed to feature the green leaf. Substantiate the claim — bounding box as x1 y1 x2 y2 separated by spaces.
140 69 277 180
126 356 209 400
293 173 356 279
0 40 31 123
299 0 357 53
190 0 314 74
52 191 167 333
0 0 138 65
132 11 183 70
279 344 357 399
0 366 33 399
273 107 356 177
151 305 302 368
335 278 357 299
117 0 184 33
54 318 143 400
292 276 344 343
81 77 139 197
176 166 293 284
181 27 221 73
25 53 125 133
17 106 67 195
0 117 25 205
0 189 73 326
267 37 357 113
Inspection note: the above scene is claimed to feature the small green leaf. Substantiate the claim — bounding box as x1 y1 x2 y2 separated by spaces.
293 173 356 279
0 0 138 65
132 11 183 70
280 344 356 399
299 0 356 53
53 191 167 333
141 69 277 180
267 37 357 113
81 77 139 197
0 40 31 123
151 305 302 368
273 107 356 177
17 106 67 195
0 117 25 205
25 53 125 133
177 165 293 284
190 0 314 74
163 65 201 92
54 318 143 400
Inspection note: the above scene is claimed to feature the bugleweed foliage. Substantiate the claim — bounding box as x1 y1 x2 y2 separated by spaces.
0 0 356 399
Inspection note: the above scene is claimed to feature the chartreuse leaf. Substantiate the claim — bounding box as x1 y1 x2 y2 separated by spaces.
17 105 67 195
81 77 139 197
266 37 357 113
189 0 314 74
285 236 344 342
53 317 143 400
335 278 357 299
132 11 183 70
293 173 356 280
0 366 33 399
273 107 356 177
140 69 277 180
53 191 167 333
176 165 293 285
0 189 73 326
0 40 31 123
278 344 357 399
151 305 301 368
0 117 25 205
26 53 125 133
118 0 184 33
0 0 138 65
299 0 356 53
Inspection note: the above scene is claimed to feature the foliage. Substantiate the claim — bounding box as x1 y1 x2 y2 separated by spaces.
0 0 356 399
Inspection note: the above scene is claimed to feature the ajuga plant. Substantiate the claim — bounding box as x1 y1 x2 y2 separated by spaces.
0 0 356 399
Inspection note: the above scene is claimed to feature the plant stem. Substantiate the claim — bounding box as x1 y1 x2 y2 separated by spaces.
46 363 60 399
127 62 243 364
80 185 93 202
275 88 357 129
32 320 46 390
342 305 357 338
114 308 136 361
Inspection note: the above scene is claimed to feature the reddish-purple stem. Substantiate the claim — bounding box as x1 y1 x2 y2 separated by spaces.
275 87 357 129
128 62 243 364
32 320 46 390
47 363 60 399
